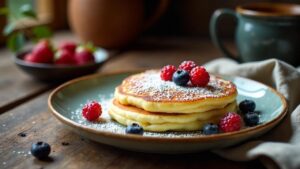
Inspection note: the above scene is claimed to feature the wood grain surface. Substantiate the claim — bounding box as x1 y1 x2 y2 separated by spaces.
0 92 264 169
0 31 78 113
0 48 50 113
0 32 264 169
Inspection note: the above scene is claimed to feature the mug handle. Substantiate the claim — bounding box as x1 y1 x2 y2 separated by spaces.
210 9 239 61
143 0 170 30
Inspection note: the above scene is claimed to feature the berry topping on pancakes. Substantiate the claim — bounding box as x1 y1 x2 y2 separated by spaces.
160 65 177 81
190 66 210 87
160 61 210 87
178 60 197 73
172 70 190 86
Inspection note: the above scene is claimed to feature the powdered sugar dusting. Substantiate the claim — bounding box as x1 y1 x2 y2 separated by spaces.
122 70 235 101
69 94 204 138
67 71 236 138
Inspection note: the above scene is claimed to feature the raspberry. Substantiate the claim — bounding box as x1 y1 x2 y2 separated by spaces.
178 60 197 72
190 66 210 87
160 65 176 81
219 112 242 133
82 101 102 121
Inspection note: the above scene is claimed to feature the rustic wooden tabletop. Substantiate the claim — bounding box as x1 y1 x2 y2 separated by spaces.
0 32 265 169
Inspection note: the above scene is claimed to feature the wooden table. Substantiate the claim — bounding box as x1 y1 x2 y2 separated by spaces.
0 32 265 169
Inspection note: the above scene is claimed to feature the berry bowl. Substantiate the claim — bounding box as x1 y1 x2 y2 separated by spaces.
14 48 109 82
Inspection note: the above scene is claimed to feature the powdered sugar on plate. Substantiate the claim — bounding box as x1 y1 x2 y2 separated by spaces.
69 94 204 138
67 71 237 138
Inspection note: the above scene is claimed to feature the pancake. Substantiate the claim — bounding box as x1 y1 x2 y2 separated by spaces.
115 70 237 114
109 99 237 132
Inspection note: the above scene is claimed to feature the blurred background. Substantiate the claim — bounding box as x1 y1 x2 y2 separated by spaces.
1 0 299 48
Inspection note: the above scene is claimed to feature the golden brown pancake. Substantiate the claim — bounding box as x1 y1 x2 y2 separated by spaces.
109 99 237 132
115 70 237 114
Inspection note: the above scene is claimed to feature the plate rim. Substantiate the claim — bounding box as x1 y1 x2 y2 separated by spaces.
48 70 288 143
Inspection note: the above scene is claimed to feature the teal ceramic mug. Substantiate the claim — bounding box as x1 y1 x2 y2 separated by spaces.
210 3 300 66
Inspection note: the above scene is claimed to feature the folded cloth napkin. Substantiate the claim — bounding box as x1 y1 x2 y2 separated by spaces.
204 58 300 169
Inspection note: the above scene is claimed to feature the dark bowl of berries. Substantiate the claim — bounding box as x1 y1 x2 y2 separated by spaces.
15 40 110 82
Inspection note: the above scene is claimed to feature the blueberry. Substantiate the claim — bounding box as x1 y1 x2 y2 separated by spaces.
239 99 256 113
31 141 51 160
202 123 219 135
254 110 261 115
244 112 259 127
172 70 190 86
126 123 144 135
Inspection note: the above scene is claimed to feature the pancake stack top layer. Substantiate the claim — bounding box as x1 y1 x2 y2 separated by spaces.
115 70 237 114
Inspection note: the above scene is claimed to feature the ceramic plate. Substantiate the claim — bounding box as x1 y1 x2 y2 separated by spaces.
48 71 287 153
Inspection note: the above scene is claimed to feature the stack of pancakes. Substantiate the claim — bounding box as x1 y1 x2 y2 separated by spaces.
108 70 238 132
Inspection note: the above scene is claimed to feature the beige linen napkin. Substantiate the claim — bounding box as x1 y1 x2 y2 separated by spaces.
204 58 300 169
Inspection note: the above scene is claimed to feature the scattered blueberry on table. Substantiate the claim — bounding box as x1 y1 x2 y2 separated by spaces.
31 141 51 160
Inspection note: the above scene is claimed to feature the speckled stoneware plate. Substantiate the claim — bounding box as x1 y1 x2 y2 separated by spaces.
48 71 287 153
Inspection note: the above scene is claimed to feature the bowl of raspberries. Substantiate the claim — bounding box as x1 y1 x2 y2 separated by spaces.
15 40 109 82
